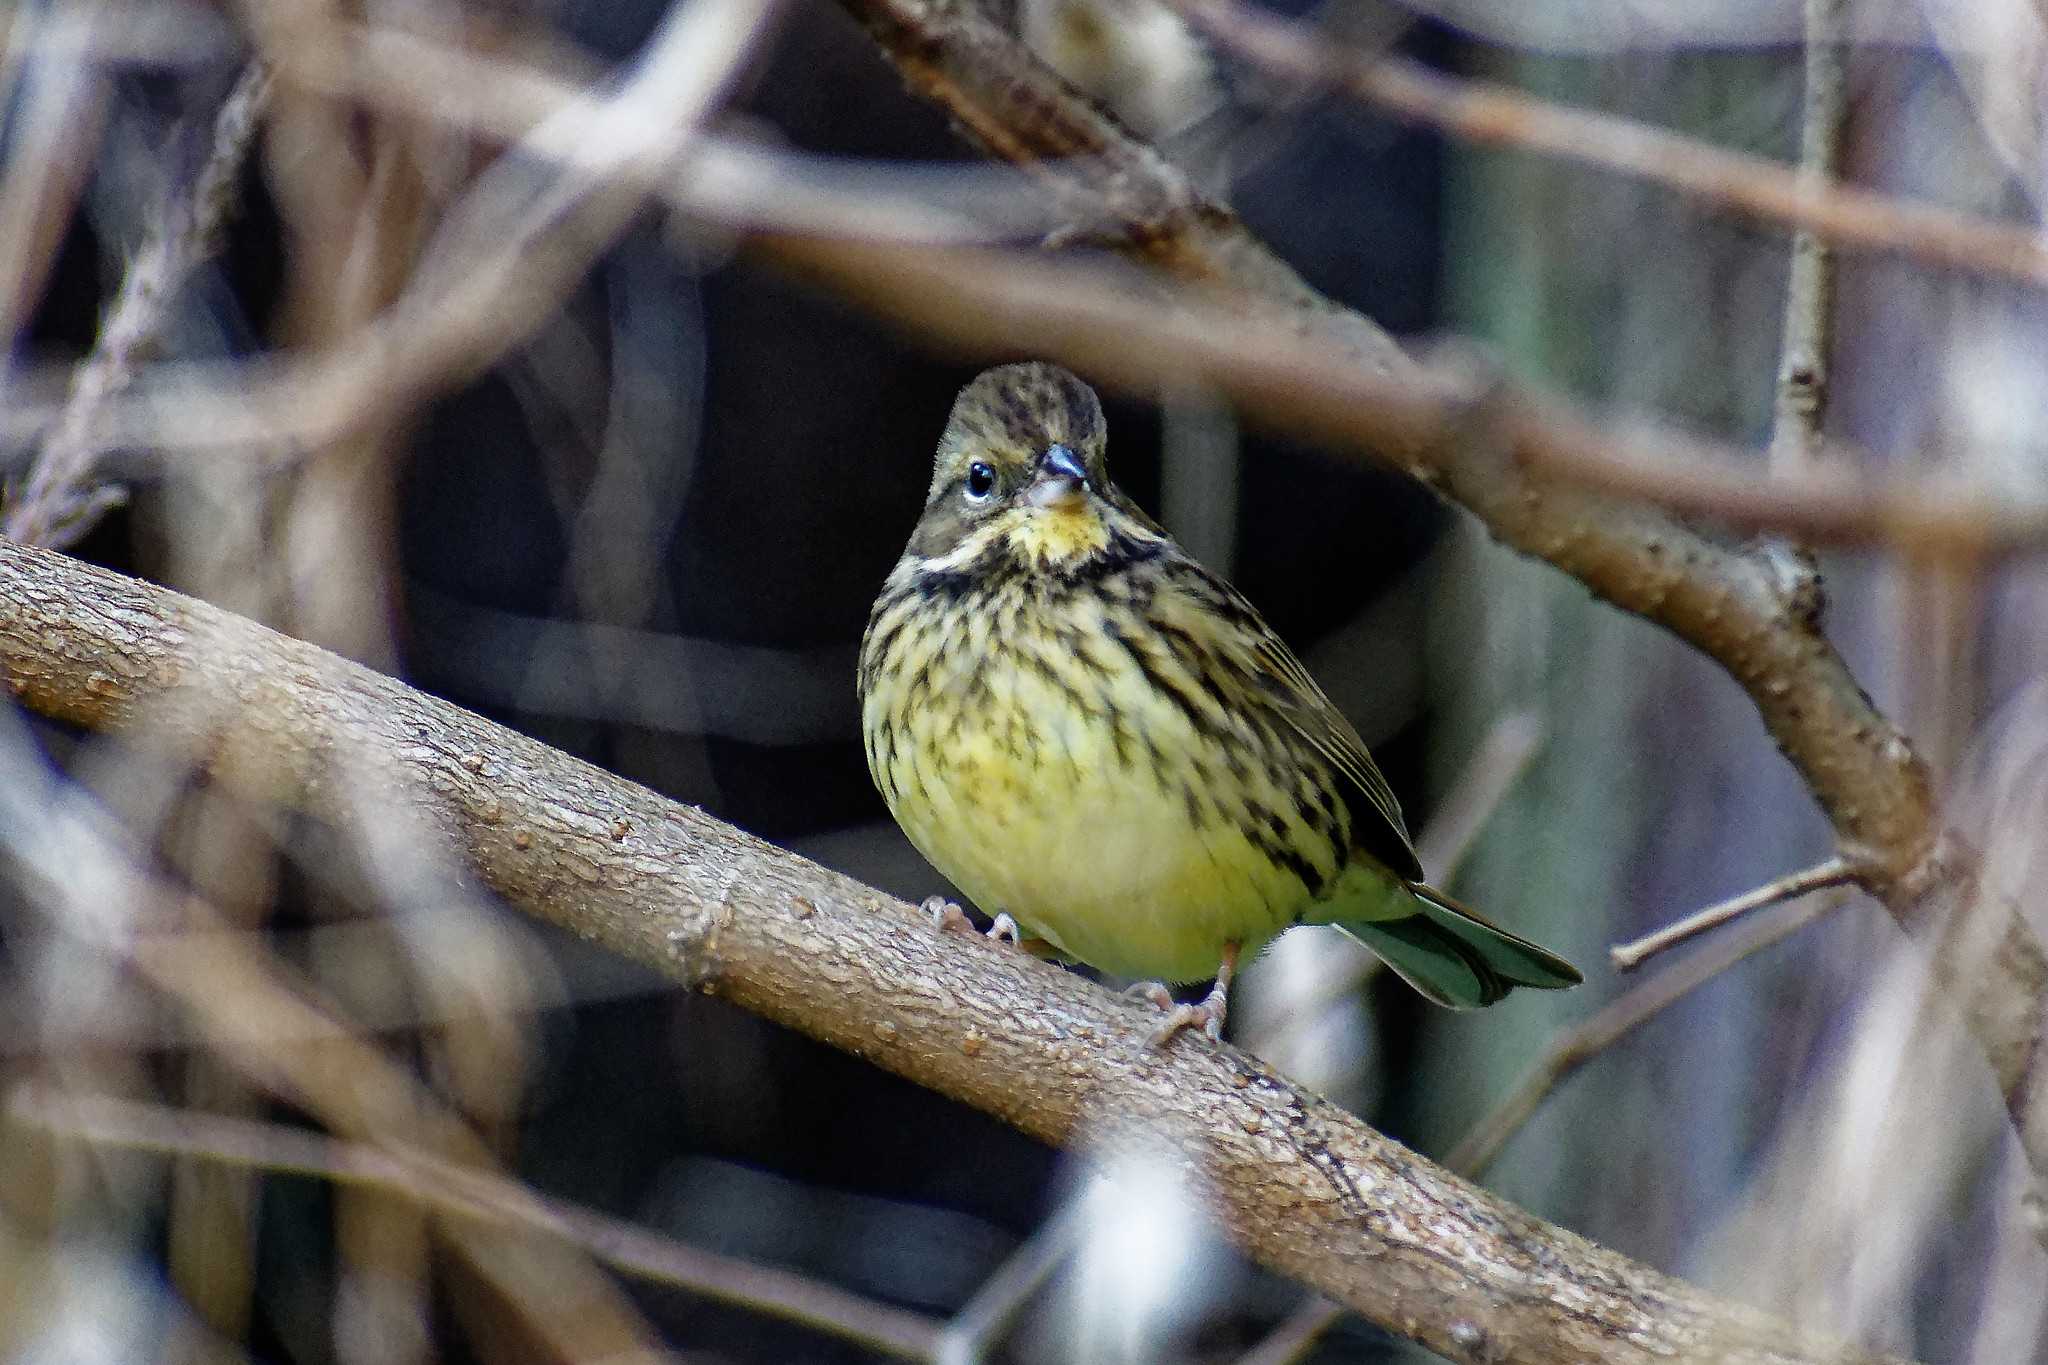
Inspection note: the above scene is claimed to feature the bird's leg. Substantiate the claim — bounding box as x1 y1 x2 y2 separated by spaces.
1143 943 1240 1047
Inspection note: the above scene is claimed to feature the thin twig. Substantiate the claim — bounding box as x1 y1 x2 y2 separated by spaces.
1450 890 1853 1178
7 1088 944 1362
1235 1296 1344 1365
1610 859 1855 972
3 61 271 548
1173 0 2048 294
933 1195 1090 1364
1770 0 1850 475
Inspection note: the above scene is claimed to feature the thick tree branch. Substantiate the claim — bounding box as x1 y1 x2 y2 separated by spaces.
0 540 1902 1365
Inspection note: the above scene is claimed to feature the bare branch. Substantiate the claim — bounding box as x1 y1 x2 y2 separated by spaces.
7 1088 944 1361
933 1195 1089 1364
1455 890 1854 1179
0 0 111 364
1235 1298 1345 1365
0 539 1910 1365
1770 0 1850 475
1610 859 1857 972
1174 0 2048 295
1415 709 1545 878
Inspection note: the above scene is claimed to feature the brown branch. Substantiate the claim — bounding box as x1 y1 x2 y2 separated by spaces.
1174 0 2048 295
1609 859 1857 972
1770 0 1849 475
0 540 1908 1365
7 1089 943 1361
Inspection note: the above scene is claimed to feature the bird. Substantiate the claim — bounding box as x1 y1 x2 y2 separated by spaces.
857 362 1580 1044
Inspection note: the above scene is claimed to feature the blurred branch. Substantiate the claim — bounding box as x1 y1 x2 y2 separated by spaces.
1414 709 1544 877
932 1194 1089 1364
1770 0 1848 475
2 61 271 549
1452 890 1855 1178
7 1088 944 1361
1609 858 1856 971
0 0 111 367
0 717 671 1362
0 541 1909 1365
1174 0 2048 295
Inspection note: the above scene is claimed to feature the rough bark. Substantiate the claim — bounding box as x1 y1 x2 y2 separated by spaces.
0 539 1901 1365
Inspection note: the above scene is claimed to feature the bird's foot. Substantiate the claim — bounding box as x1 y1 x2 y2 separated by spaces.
921 899 1036 952
921 895 974 934
1136 981 1229 1047
1123 980 1176 1011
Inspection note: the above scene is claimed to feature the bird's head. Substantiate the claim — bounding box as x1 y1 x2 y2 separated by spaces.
908 362 1158 573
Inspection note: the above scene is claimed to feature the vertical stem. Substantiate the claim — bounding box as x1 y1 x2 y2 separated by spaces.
1770 0 1849 472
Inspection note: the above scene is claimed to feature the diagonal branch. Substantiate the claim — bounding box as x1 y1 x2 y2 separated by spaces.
0 539 1907 1365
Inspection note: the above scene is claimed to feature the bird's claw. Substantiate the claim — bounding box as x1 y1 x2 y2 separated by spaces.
1123 980 1176 1011
922 895 974 933
1135 981 1228 1048
922 899 1030 950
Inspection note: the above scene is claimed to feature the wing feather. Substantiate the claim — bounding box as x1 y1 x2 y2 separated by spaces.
1156 554 1425 883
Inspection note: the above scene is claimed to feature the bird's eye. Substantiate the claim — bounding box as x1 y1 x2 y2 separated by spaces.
965 462 996 501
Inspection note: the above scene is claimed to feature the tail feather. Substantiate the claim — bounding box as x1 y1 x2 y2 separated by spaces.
1334 883 1581 1011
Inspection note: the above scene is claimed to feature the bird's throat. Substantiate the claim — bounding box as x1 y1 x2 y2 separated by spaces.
1009 505 1112 568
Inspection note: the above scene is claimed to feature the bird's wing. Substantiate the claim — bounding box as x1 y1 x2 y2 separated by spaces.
1247 630 1425 882
1164 558 1425 883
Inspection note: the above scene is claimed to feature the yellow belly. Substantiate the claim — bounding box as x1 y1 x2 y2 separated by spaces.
862 595 1339 983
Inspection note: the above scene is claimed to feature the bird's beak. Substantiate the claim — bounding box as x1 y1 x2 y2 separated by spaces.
1025 444 1090 509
